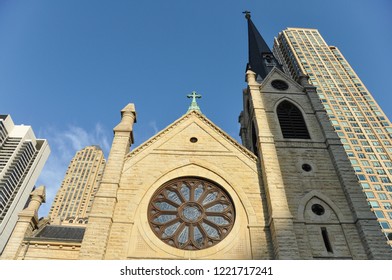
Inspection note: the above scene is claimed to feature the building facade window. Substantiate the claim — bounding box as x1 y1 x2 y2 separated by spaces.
369 201 380 208
277 101 311 139
382 202 392 210
374 210 385 218
380 222 391 229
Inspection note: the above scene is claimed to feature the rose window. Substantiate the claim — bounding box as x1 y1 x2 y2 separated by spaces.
148 177 235 250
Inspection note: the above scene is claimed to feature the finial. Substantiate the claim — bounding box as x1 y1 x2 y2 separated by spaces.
187 91 202 113
243 10 251 20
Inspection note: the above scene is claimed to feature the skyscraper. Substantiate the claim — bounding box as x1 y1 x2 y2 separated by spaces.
0 115 50 254
273 28 392 245
49 145 105 225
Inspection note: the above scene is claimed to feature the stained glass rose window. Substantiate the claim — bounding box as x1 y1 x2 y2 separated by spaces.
148 177 235 250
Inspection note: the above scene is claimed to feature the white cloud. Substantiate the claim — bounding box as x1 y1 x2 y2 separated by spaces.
148 120 159 134
36 123 111 217
133 120 160 148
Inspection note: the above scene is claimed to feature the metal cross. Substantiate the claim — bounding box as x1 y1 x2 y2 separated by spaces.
187 91 202 102
187 91 202 113
242 10 251 19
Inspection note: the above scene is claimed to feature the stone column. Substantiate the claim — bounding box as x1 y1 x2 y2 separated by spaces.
0 186 46 260
79 104 136 259
246 70 300 259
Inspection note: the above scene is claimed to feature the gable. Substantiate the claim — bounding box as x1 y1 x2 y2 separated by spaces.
156 121 229 152
116 111 265 260
259 67 304 93
126 111 257 164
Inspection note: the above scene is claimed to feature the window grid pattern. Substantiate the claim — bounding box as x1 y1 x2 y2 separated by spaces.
0 140 37 221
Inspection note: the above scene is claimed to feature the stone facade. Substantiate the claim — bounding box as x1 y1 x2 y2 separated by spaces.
238 68 392 259
2 39 392 260
2 71 392 258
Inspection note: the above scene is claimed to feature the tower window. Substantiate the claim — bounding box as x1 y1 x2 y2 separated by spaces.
302 163 312 172
277 101 311 139
311 204 325 215
271 79 289 90
251 123 259 157
321 227 333 253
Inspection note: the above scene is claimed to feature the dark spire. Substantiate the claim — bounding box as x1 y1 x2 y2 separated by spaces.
244 12 282 80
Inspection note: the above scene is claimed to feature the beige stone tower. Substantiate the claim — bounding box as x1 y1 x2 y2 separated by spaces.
273 27 392 246
238 13 392 259
49 145 106 225
79 104 137 259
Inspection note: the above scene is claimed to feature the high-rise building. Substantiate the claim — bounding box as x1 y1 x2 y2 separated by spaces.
49 145 105 225
273 28 392 245
0 115 50 254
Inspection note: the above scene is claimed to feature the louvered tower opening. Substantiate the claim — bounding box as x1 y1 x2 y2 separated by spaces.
277 101 310 139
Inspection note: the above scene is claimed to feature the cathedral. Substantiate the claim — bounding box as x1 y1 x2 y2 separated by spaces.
1 15 391 260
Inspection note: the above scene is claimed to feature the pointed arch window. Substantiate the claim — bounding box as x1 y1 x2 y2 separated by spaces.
277 101 310 139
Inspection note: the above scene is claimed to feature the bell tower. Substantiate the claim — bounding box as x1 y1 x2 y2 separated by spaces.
239 12 392 259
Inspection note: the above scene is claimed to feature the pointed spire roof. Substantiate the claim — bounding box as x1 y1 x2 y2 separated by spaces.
244 12 282 80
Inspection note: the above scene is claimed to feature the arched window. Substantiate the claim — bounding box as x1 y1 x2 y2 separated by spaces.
277 101 310 139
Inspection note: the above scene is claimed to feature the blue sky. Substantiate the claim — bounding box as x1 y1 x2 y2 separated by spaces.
1 0 391 216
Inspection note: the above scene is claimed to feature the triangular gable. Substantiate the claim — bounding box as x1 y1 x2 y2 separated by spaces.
126 111 257 162
259 67 304 93
156 121 229 152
